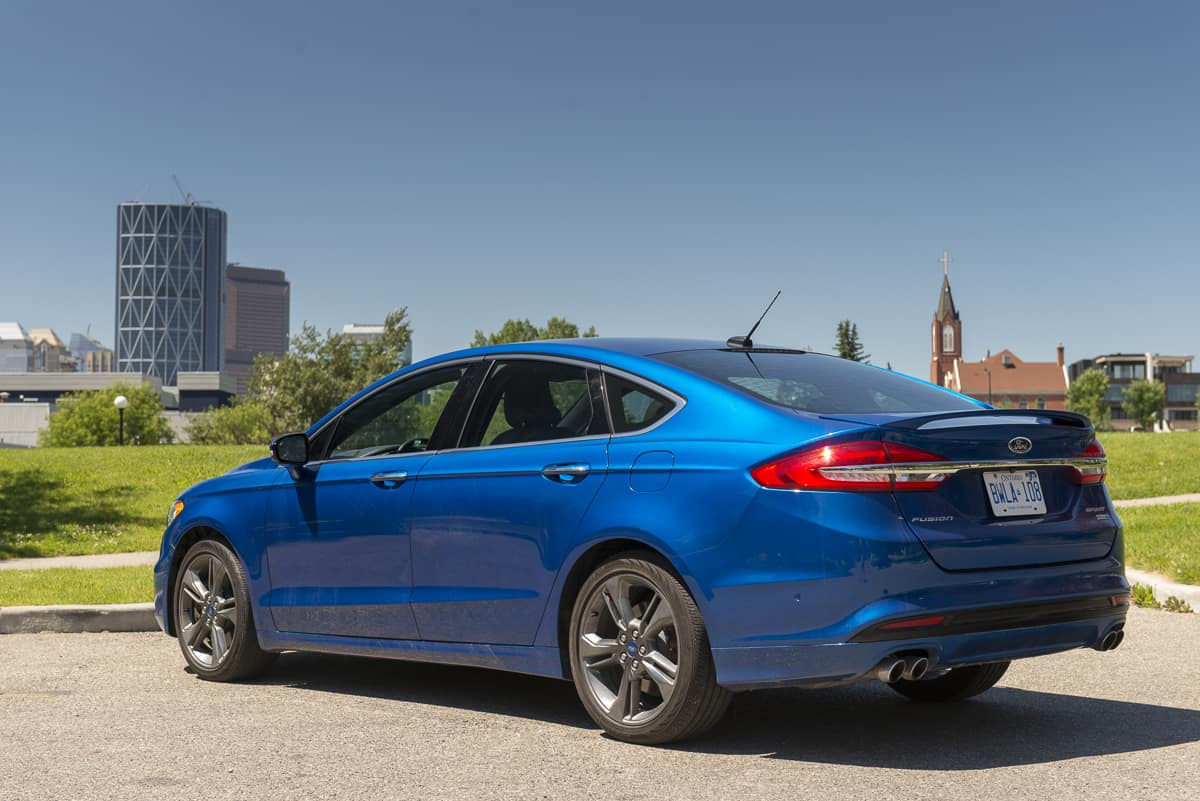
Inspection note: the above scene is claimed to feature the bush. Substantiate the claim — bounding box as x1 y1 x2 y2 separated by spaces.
1131 583 1160 609
1131 583 1195 613
1163 596 1194 614
1067 368 1110 430
186 401 273 445
1122 380 1165 431
39 382 174 447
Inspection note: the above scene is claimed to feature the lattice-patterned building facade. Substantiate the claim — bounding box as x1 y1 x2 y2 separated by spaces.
115 203 226 385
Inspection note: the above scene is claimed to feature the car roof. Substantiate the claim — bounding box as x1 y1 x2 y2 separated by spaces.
308 338 805 436
461 337 730 358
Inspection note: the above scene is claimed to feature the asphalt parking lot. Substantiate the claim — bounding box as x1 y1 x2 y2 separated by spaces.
1 607 1198 801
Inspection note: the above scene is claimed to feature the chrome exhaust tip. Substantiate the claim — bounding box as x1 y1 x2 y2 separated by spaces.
1111 629 1125 650
902 656 929 681
875 658 905 684
1100 630 1119 651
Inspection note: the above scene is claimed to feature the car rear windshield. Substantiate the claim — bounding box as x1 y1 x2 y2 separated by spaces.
652 350 980 415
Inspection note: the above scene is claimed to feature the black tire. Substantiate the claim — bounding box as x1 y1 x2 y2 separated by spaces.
173 539 275 682
568 552 732 745
889 661 1010 703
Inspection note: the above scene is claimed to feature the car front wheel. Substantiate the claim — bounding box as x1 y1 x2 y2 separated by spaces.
174 540 275 682
568 553 731 745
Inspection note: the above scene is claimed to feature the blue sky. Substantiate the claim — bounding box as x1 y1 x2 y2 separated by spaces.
1 1 1197 378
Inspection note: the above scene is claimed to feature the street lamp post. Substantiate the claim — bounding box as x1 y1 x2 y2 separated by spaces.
113 395 128 446
983 367 993 405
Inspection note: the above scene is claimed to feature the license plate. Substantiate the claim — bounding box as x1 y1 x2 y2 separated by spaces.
983 470 1046 517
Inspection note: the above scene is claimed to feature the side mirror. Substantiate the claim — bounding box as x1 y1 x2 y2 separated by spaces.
270 432 310 465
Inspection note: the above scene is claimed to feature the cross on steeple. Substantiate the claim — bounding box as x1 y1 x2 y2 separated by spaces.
938 249 953 276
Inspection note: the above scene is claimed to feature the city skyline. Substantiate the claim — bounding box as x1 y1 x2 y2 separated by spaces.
2 3 1198 379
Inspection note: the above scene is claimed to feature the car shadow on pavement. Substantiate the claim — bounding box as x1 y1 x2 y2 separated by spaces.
675 683 1200 768
247 652 1199 767
249 651 593 729
246 652 1200 767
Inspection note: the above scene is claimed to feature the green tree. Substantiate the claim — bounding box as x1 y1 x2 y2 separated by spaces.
1122 380 1165 431
352 309 418 389
471 316 597 347
1066 368 1111 430
246 308 413 435
40 382 174 446
185 400 273 445
834 320 870 362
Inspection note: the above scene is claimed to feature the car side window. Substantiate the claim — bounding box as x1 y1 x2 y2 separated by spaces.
605 374 675 433
461 360 606 448
326 366 467 460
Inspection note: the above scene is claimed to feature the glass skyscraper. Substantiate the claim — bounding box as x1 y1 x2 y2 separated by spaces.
115 203 226 385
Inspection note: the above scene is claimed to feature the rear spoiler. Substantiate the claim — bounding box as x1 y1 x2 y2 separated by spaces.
873 409 1093 432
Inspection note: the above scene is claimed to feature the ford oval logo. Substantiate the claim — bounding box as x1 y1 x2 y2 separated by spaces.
1008 436 1033 455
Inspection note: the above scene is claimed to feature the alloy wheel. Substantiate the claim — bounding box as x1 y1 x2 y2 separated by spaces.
577 573 682 726
176 552 238 668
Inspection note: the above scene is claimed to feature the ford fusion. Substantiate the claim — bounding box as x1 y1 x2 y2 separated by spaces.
155 338 1127 744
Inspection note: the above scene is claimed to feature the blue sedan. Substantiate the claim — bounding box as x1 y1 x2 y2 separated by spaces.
155 338 1128 744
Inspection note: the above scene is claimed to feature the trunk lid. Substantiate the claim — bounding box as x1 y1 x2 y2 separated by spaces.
824 409 1117 571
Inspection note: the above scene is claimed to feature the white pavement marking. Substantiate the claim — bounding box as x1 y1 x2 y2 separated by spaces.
0 551 158 571
1113 493 1200 508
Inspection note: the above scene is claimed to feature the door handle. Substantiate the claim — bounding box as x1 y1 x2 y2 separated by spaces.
369 471 409 489
541 463 591 483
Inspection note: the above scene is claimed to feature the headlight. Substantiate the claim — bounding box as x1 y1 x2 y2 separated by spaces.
166 499 185 525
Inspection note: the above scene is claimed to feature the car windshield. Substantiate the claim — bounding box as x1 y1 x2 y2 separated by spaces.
653 349 980 415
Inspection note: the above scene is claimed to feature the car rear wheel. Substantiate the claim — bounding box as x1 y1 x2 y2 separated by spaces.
174 540 275 682
568 553 731 745
889 661 1010 703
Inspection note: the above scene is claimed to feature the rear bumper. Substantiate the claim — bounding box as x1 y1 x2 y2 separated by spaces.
848 593 1128 642
713 605 1127 690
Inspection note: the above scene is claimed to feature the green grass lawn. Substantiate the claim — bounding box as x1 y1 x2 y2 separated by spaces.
1102 431 1200 501
0 565 154 606
0 445 263 559
1120 502 1200 585
1 434 1199 604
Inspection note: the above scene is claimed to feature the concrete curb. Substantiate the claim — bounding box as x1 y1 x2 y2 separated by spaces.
1126 567 1200 608
0 602 158 634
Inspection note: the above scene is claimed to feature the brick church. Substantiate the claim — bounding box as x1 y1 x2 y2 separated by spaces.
930 252 1069 410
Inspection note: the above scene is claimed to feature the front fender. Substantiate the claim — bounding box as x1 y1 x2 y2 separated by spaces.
154 473 281 638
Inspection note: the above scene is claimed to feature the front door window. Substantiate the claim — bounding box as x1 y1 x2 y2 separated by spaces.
325 365 467 460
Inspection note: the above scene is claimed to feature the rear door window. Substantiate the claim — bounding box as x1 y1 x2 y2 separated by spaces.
653 350 979 414
461 359 608 447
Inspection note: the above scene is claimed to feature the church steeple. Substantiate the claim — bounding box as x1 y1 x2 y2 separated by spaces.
936 274 958 321
930 250 962 387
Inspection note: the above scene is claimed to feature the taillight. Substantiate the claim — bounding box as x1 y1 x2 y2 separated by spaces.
750 440 948 492
885 442 952 491
1071 439 1107 485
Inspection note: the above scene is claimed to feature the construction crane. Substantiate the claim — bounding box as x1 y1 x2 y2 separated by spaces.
172 174 196 205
